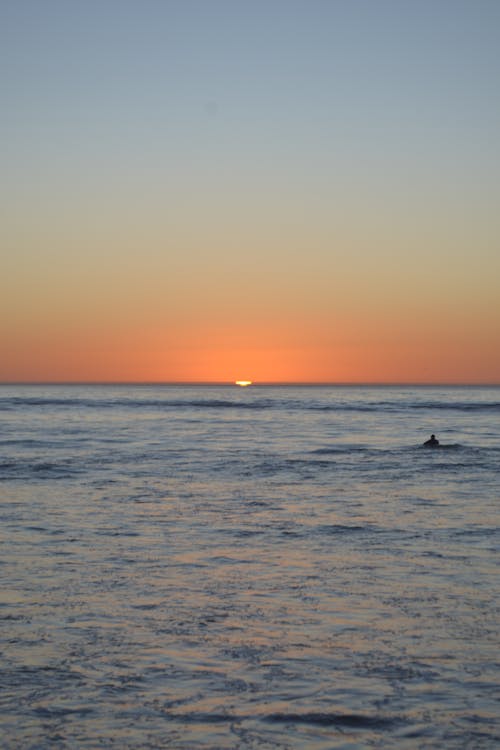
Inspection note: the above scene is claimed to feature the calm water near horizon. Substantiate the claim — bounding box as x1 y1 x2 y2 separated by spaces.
1 384 499 748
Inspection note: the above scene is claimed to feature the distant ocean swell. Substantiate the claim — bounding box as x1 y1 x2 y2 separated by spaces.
1 394 499 413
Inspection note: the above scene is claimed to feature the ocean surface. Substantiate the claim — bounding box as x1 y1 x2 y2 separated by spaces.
1 384 499 749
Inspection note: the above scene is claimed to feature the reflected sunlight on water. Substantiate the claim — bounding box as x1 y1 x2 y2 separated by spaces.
1 385 499 748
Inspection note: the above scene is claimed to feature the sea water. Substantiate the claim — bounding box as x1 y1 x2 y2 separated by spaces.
1 384 499 749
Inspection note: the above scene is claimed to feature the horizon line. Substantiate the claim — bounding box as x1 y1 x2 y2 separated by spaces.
1 380 499 387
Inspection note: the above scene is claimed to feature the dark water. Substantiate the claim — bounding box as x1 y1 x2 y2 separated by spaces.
1 385 499 748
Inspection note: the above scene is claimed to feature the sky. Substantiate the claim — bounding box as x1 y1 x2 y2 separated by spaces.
2 0 500 383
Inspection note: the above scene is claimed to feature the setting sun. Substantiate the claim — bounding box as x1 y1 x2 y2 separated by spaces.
1 1 499 388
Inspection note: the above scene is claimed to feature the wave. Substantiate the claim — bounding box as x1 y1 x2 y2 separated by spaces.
265 711 399 729
1 394 499 415
308 400 500 413
312 443 490 455
316 523 373 535
0 396 278 411
312 446 373 455
161 710 399 730
0 459 82 481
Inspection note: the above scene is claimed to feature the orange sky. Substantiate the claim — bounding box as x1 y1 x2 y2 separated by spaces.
2 295 498 383
2 2 500 384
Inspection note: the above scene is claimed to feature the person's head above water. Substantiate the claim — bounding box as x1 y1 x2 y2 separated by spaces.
423 434 439 446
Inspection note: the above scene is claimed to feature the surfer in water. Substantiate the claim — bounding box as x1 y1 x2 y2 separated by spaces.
423 434 439 447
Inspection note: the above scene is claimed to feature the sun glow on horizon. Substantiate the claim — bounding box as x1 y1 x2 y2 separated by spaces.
2 3 499 386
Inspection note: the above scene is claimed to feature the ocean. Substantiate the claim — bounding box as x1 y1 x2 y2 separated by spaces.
1 384 499 749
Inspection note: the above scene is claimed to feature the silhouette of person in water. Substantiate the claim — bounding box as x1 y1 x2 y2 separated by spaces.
423 434 439 447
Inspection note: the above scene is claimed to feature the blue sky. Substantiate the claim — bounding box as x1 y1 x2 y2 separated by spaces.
2 0 500 381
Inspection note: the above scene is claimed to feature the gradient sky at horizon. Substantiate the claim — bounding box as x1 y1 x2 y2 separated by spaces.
2 0 500 383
